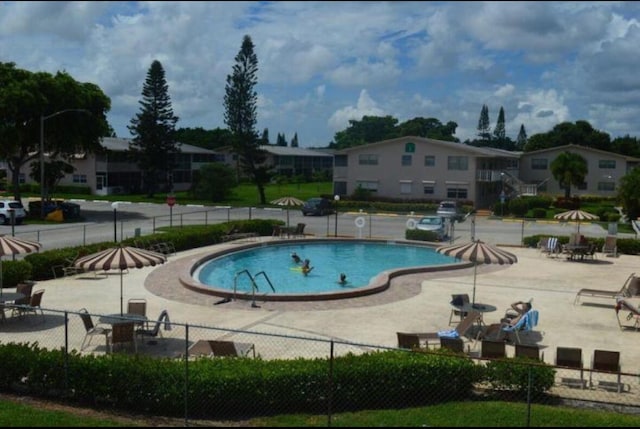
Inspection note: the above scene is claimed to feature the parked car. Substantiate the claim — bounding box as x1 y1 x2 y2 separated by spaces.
415 216 446 240
0 200 27 225
437 200 464 222
301 197 334 216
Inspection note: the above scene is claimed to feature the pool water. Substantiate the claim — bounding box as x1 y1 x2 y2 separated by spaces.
195 241 457 295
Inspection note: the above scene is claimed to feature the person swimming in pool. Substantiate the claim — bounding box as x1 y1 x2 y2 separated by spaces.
291 252 302 264
338 273 348 285
301 258 313 275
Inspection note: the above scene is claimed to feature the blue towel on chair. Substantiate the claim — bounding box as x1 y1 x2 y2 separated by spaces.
437 329 459 338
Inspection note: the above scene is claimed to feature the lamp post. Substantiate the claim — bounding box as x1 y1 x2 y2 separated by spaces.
111 202 119 243
40 109 90 218
334 195 340 237
499 172 505 217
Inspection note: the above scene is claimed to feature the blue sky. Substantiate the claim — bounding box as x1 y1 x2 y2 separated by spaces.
2 1 640 147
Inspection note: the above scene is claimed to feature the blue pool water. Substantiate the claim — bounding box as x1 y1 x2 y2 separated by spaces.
195 241 458 295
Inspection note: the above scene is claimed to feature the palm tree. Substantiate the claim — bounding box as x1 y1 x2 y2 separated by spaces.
550 151 588 199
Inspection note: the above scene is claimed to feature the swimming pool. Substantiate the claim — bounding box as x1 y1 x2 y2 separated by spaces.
183 239 467 302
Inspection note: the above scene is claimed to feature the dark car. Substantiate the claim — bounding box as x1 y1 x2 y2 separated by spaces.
301 197 334 216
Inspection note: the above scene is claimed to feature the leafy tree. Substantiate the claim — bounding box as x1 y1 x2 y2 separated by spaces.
224 34 270 204
617 167 640 220
190 162 237 202
330 115 399 149
29 159 74 197
477 104 491 141
397 117 459 141
611 135 640 158
550 151 588 199
0 62 110 203
516 124 528 150
523 121 611 152
127 60 180 197
493 106 506 141
291 132 299 147
175 127 232 150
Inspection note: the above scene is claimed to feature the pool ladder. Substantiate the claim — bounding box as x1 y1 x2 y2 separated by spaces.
233 270 276 308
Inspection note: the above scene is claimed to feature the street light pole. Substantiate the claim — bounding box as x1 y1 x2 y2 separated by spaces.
111 202 119 243
40 109 90 219
334 195 340 237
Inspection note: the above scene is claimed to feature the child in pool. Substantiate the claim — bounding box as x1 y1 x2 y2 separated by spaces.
338 273 348 285
301 259 313 275
291 252 302 264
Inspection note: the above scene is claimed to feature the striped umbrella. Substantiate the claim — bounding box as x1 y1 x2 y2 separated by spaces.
554 209 599 234
436 239 518 305
74 245 166 315
0 235 42 298
270 196 305 227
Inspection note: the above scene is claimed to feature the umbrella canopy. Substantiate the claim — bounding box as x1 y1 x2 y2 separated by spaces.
436 239 518 305
0 234 42 298
554 209 599 234
270 196 305 227
74 245 166 315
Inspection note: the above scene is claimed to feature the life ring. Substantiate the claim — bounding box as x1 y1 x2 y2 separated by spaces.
406 218 417 229
355 216 366 228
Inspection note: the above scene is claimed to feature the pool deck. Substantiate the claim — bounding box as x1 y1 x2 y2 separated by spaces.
7 232 640 379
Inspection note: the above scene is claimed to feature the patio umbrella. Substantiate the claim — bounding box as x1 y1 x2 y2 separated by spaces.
74 245 166 315
0 234 42 298
554 209 599 234
270 196 305 227
436 239 518 306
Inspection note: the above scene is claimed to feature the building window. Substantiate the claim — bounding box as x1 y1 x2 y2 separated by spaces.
424 155 435 167
531 158 548 170
405 142 415 153
401 155 412 166
356 180 378 192
535 180 548 192
334 155 348 167
577 182 587 190
18 173 25 184
400 182 412 194
447 156 468 170
599 160 616 169
358 154 379 165
73 174 87 184
598 182 615 191
423 185 434 195
447 188 467 199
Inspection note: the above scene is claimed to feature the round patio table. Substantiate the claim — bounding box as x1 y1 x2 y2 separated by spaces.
98 313 148 326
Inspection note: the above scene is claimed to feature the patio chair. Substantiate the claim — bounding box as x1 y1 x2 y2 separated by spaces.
542 237 561 258
614 298 640 331
448 293 470 325
136 309 171 340
555 346 586 389
400 310 483 350
293 222 306 238
79 308 111 351
14 289 45 323
9 282 33 317
127 298 147 326
589 349 628 393
515 343 543 361
481 339 506 359
502 309 539 344
109 322 137 353
602 235 618 257
439 336 466 353
396 332 422 349
574 272 637 305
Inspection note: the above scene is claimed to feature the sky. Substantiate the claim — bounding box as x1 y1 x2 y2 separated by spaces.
2 1 640 148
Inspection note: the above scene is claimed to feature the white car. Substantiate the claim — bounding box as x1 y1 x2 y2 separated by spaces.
0 200 27 225
437 200 464 222
415 216 446 240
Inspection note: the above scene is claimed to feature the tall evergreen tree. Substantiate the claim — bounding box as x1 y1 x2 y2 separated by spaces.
127 60 179 197
261 128 269 145
291 132 299 147
516 124 528 150
276 132 287 147
493 106 506 141
224 34 269 204
477 104 491 141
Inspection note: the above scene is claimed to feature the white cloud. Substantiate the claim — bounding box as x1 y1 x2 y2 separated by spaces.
328 90 386 132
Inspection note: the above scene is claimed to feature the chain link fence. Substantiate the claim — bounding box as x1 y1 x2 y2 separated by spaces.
1 306 639 425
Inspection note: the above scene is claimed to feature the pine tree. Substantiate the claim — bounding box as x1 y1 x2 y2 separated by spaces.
276 133 287 147
291 132 299 147
224 35 269 204
127 59 180 197
493 106 506 141
516 124 528 149
261 128 269 145
477 104 491 141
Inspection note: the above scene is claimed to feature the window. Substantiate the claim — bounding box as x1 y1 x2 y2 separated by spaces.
599 160 616 169
400 181 412 194
401 155 412 166
423 185 434 195
334 155 348 167
447 156 468 170
358 154 378 165
18 173 25 184
424 155 435 167
405 142 415 153
598 182 615 191
447 188 467 199
531 159 547 170
73 174 87 184
356 180 378 192
577 182 587 190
